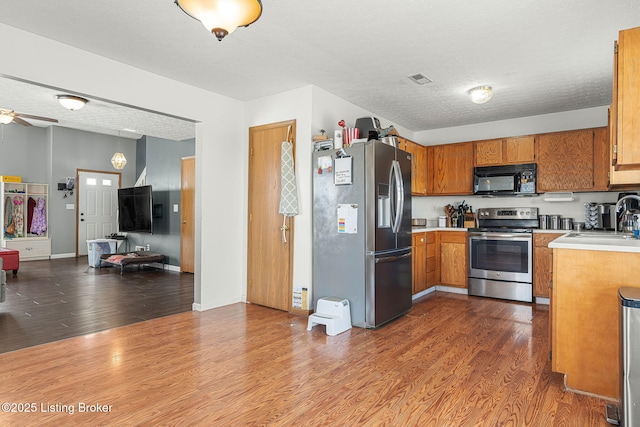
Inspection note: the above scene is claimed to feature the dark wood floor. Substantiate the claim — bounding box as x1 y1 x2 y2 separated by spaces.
0 292 612 426
0 256 193 354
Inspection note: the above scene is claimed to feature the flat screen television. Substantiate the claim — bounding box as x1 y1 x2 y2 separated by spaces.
118 185 153 233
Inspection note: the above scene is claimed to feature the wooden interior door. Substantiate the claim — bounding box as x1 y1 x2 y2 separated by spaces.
247 120 296 311
180 156 195 273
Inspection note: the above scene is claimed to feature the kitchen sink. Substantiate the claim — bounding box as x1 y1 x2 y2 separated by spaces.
566 231 637 240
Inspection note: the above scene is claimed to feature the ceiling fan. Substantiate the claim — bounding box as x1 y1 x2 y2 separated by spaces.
0 108 58 126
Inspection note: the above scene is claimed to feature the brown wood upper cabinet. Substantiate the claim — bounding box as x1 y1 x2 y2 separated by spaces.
397 137 427 195
474 135 535 166
535 127 609 192
610 26 640 185
426 142 474 195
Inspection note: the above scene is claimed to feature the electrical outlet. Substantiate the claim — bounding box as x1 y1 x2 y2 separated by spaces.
145 244 150 251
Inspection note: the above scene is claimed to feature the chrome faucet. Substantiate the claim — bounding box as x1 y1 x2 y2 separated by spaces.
614 194 640 233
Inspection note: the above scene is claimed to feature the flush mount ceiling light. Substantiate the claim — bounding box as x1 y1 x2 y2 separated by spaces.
175 0 263 41
57 95 88 111
467 86 493 104
0 111 13 124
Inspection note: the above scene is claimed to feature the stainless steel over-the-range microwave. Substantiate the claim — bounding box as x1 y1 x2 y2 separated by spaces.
473 163 537 196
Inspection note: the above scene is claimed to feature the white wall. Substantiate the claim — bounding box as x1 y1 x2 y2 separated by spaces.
410 106 624 225
414 106 609 145
1 24 245 311
244 85 415 306
244 86 314 303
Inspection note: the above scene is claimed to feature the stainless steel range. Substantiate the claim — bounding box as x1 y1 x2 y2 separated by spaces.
468 207 538 303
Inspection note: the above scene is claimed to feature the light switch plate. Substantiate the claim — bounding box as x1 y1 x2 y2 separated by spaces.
66 204 75 210
173 204 179 212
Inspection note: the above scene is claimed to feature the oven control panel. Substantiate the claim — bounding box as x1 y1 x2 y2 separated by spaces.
477 207 538 220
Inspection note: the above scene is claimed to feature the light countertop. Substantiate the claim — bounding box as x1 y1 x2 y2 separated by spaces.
411 227 467 232
549 231 640 253
411 228 571 234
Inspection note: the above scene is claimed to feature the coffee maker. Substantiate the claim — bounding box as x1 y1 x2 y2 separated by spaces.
617 192 640 232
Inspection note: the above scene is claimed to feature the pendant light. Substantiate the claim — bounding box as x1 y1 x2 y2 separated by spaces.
175 0 263 41
111 132 127 170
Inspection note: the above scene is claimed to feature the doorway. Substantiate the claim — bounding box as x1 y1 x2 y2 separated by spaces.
246 120 296 312
76 169 121 256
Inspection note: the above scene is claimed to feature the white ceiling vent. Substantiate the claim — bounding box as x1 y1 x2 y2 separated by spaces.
408 73 433 85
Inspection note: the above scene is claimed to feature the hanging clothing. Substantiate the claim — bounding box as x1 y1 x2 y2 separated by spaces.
27 197 36 233
30 197 47 236
12 197 24 237
4 196 13 237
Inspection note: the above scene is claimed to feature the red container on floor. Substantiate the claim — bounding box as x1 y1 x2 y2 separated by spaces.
0 248 20 274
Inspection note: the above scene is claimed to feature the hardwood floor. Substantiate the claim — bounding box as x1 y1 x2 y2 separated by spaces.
0 257 193 354
0 292 612 426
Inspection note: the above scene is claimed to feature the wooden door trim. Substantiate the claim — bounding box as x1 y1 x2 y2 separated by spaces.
75 169 122 257
247 119 296 312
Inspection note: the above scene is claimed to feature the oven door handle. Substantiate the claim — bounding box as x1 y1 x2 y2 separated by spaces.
469 233 532 240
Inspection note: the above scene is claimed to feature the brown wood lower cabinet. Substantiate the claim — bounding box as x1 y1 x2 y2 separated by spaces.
533 233 563 298
412 231 463 295
426 232 437 288
412 232 427 295
552 248 640 399
439 231 467 288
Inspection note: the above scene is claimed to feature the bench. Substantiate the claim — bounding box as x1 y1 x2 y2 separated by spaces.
100 251 165 274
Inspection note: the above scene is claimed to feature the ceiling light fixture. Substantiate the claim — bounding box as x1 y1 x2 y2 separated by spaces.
57 95 88 111
175 0 263 41
111 152 127 170
0 111 13 124
111 132 127 170
467 86 493 104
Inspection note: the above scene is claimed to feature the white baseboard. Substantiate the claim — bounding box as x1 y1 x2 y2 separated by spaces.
436 285 469 295
412 287 436 300
193 296 243 312
535 297 550 305
50 253 76 259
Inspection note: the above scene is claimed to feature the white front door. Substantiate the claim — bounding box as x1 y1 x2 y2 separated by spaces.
77 170 120 256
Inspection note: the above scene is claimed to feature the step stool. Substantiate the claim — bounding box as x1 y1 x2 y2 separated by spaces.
307 297 352 336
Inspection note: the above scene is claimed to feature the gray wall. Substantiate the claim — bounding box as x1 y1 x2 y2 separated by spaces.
0 124 48 182
50 127 137 255
126 135 195 265
3 125 194 265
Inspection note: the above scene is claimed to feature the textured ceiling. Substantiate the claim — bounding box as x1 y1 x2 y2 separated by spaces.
0 1 639 140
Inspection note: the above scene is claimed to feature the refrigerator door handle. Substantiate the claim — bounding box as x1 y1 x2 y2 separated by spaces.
389 160 404 233
375 251 412 264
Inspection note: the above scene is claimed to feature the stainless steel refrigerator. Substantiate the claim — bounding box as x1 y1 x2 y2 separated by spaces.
312 140 412 328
